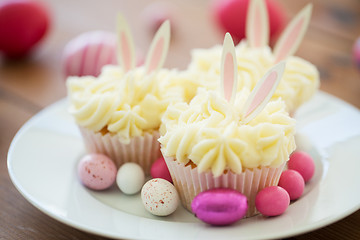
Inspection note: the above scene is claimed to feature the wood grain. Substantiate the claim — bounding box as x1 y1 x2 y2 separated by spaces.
1 0 359 239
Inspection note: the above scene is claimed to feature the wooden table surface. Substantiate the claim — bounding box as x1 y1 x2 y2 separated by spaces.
1 0 360 239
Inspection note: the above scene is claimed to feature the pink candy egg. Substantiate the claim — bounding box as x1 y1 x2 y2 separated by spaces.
211 0 286 44
150 157 172 183
77 153 117 190
191 188 248 226
141 2 176 35
288 151 315 183
141 178 179 216
278 170 305 200
0 0 51 58
255 186 290 217
62 31 117 78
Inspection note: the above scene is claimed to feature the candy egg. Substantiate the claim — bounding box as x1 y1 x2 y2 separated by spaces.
288 151 315 183
211 0 286 44
255 186 290 217
0 0 51 58
150 157 172 183
191 188 248 226
141 178 179 216
278 170 305 200
77 153 117 190
141 2 176 35
116 162 145 195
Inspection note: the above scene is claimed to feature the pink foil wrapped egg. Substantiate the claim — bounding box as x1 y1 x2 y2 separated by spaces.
77 153 117 190
191 188 248 226
62 31 117 78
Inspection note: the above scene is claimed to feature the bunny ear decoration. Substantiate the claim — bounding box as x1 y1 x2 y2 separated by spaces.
273 4 313 63
246 0 269 48
220 33 238 103
116 14 136 72
145 20 171 74
241 61 286 124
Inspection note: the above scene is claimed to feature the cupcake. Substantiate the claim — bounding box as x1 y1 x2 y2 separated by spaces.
67 18 183 174
186 3 319 114
159 33 296 217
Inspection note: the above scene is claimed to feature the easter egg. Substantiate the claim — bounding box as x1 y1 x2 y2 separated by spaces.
0 0 51 58
62 30 145 78
255 186 290 217
353 37 360 69
150 157 172 183
62 31 117 77
288 151 315 183
211 0 286 44
278 170 305 200
77 153 117 190
116 162 145 195
141 178 179 216
141 2 176 35
191 188 248 226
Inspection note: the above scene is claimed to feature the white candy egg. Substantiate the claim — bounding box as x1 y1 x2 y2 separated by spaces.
141 178 179 216
116 163 145 195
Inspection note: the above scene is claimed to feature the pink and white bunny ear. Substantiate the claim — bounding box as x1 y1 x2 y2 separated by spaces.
145 20 171 74
273 4 313 63
246 0 269 48
220 32 238 103
117 14 136 72
241 61 286 124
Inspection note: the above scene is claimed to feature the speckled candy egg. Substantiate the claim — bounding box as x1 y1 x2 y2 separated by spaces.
141 178 179 216
191 188 248 226
255 186 290 217
116 162 145 195
77 153 117 190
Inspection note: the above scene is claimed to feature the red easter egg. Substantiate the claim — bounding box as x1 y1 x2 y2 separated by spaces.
211 0 286 44
0 0 51 58
150 157 172 183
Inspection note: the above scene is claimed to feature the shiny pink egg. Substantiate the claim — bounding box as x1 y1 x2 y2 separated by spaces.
0 0 51 58
288 151 315 183
78 153 117 190
255 186 290 217
278 170 305 200
150 157 172 183
191 188 248 226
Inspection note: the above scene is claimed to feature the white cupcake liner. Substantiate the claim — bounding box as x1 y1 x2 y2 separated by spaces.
163 154 285 218
79 127 161 174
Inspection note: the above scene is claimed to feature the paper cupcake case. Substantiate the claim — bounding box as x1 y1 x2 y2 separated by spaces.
163 155 285 218
79 127 161 174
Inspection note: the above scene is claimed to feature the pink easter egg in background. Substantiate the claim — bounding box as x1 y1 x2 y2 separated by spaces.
141 2 176 35
353 37 360 69
288 151 315 183
0 0 51 58
150 157 172 183
255 186 290 217
278 169 305 200
77 153 117 190
62 31 117 78
211 0 286 45
62 31 144 78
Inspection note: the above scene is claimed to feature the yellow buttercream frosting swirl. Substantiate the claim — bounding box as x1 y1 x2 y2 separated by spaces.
67 65 184 143
187 40 320 112
159 88 296 177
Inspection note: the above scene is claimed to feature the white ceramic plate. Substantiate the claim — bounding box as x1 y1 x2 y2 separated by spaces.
8 91 360 240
